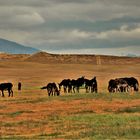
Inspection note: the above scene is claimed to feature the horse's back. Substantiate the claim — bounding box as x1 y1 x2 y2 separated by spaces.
0 82 13 90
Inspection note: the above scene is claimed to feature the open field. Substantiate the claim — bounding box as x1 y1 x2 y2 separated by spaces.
0 54 140 139
0 92 140 139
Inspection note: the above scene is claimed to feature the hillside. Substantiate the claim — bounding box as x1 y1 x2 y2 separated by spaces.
0 38 39 54
0 53 29 61
26 52 140 65
0 51 140 64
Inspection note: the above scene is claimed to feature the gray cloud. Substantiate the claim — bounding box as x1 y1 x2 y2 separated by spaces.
0 0 140 55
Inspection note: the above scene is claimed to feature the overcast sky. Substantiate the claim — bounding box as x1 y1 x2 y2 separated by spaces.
0 0 140 56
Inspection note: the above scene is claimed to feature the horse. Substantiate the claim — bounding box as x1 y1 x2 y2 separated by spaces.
121 77 139 91
84 77 98 93
0 83 13 97
41 83 60 96
71 76 85 93
91 77 98 93
108 78 130 92
58 79 71 93
108 79 118 93
115 78 130 92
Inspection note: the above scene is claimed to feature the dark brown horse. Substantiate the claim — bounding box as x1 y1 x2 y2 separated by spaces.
58 79 71 93
41 83 60 96
108 77 139 93
84 77 98 93
0 83 13 97
71 76 85 93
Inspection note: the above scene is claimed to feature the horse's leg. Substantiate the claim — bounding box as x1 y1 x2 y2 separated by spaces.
8 89 11 97
48 89 51 96
48 91 51 96
85 86 88 93
77 87 79 93
1 90 4 97
53 89 56 96
64 87 67 93
11 89 13 97
91 86 93 93
73 87 75 93
95 87 98 93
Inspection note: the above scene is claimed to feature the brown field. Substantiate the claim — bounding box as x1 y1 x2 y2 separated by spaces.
0 52 140 139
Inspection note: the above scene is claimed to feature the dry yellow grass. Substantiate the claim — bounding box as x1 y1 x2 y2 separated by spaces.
0 53 140 139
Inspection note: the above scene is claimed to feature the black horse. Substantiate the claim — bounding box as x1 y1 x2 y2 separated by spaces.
0 83 13 97
108 79 129 93
71 76 85 93
84 77 98 93
58 79 71 93
121 77 139 91
41 83 60 96
108 77 139 93
108 79 118 93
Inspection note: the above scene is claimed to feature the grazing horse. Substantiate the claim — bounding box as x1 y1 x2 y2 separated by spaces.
108 79 128 93
108 77 138 93
115 78 129 92
0 83 13 97
121 77 139 91
84 77 98 93
71 76 85 93
58 79 71 93
41 83 60 96
91 77 98 93
108 79 118 93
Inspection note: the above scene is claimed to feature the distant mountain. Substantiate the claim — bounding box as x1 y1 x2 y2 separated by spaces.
126 53 138 57
0 38 39 54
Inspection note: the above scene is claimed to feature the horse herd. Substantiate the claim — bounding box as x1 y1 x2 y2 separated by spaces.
0 76 139 97
41 76 97 96
41 76 139 96
108 77 139 93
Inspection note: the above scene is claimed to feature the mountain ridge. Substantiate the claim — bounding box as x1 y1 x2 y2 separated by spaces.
0 38 39 54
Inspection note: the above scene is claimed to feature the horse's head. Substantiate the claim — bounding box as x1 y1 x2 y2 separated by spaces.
134 83 139 91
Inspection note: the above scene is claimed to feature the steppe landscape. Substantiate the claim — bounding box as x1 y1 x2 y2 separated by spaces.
0 52 140 139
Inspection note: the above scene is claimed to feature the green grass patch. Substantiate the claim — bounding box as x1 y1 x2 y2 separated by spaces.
58 92 140 101
63 113 140 139
117 106 140 113
7 110 33 117
0 136 28 140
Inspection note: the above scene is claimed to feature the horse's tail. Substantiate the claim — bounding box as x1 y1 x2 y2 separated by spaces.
41 86 47 89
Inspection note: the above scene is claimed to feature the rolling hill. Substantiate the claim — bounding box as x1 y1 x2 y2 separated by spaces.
0 51 138 65
0 38 39 54
25 52 140 64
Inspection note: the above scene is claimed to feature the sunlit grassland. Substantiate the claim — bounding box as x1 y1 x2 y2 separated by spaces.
0 92 140 139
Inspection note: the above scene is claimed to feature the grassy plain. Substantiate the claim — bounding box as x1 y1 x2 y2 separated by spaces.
0 60 140 139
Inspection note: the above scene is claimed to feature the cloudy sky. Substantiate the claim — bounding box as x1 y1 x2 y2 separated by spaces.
0 0 140 56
